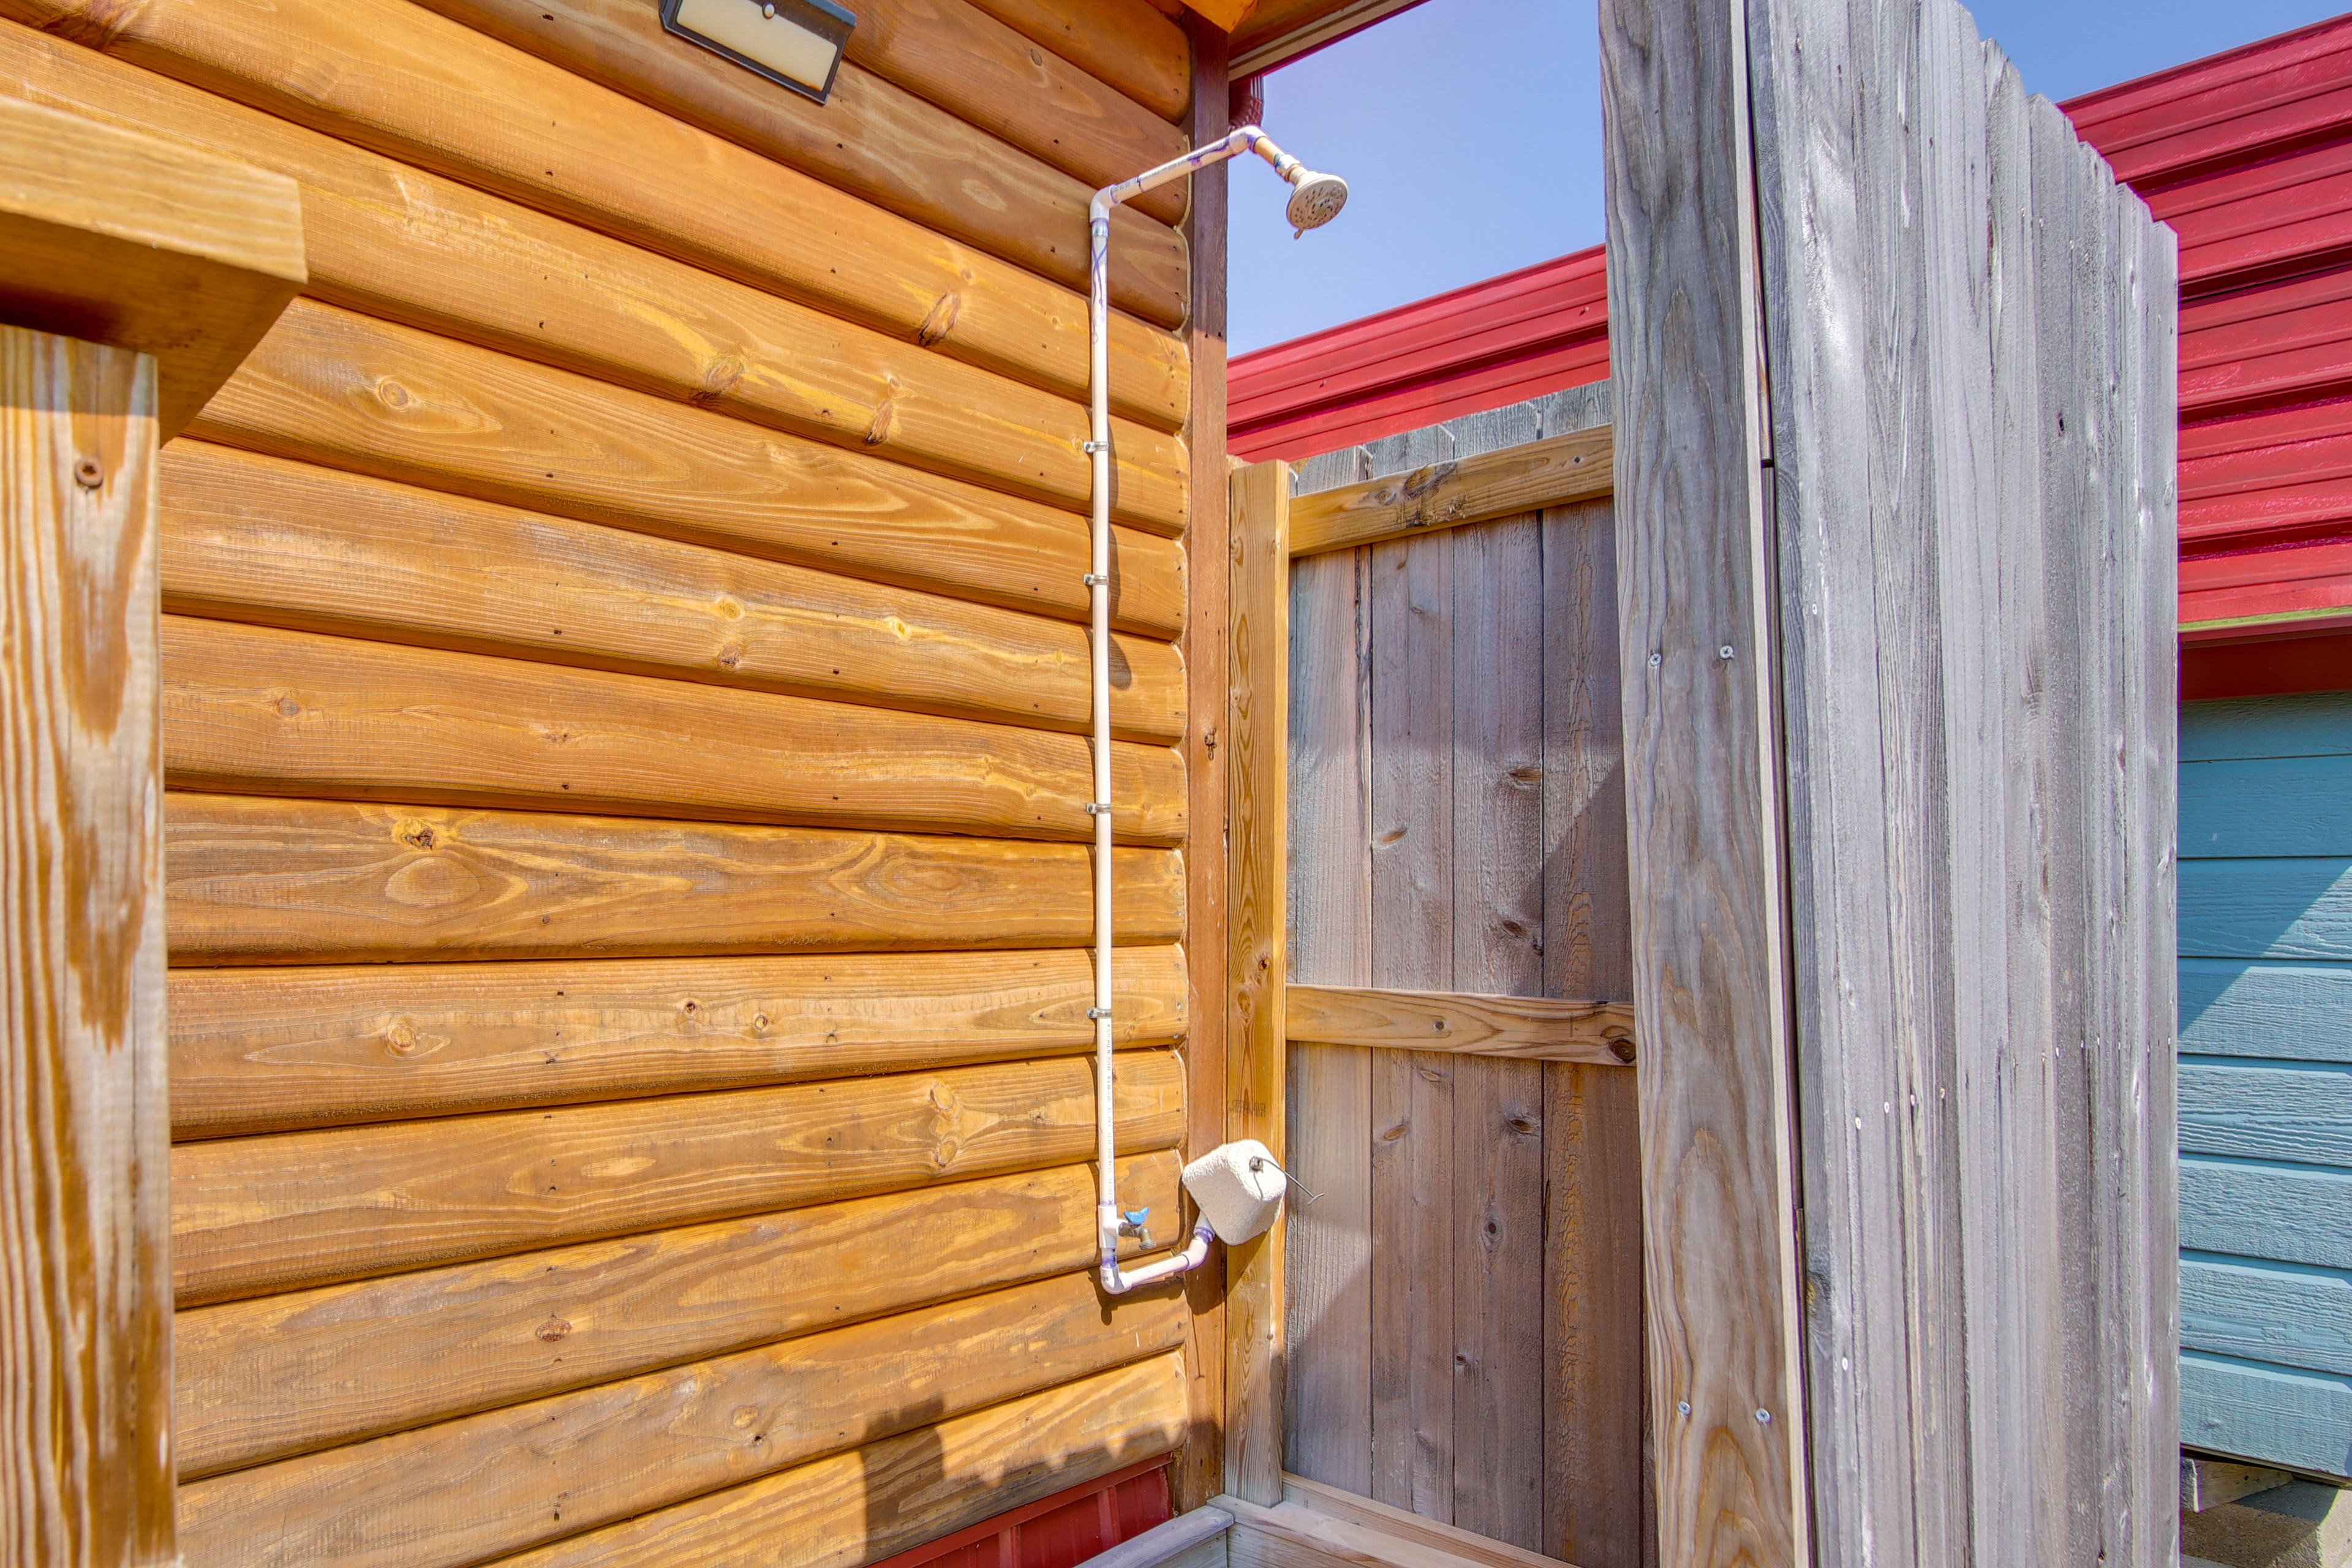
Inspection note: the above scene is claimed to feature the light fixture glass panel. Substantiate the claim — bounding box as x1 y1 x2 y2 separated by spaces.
662 0 856 104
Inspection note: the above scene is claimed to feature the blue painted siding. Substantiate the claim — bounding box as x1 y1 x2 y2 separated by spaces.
2179 690 2352 1478
2182 1157 2352 1267
2183 960 2352 1061
2182 1352 2352 1477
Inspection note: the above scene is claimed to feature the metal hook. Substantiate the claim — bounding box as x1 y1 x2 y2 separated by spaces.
1248 1154 1320 1205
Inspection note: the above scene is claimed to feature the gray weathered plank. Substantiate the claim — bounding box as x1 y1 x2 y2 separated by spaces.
1284 546 1376 1495
1607 0 2176 1557
1538 496 1649 1568
1600 0 1812 1561
1446 518 1546 1551
1366 530 1455 1520
1749 0 1964 1555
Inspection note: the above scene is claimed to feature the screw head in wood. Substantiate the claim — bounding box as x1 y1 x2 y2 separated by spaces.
73 457 102 489
1648 652 1662 667
1756 1408 1772 1423
1677 1401 1691 1417
1719 646 1735 660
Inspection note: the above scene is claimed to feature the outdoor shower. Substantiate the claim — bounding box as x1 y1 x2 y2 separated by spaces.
1089 128 1348 1296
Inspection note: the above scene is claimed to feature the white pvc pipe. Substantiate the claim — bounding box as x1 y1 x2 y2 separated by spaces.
1091 127 1321 1295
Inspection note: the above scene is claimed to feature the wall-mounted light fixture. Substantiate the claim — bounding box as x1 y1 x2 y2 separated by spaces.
659 0 857 104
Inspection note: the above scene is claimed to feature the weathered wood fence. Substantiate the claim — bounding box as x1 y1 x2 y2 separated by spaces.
1604 0 2179 1562
1279 395 1644 1567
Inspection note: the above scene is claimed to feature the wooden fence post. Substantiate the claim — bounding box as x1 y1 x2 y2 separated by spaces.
1224 459 1289 1506
0 96 303 1567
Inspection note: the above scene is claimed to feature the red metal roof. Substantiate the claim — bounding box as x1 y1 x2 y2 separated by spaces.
1229 12 2352 685
2068 10 2352 645
1227 246 1608 461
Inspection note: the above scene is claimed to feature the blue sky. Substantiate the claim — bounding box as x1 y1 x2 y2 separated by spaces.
1229 0 2352 353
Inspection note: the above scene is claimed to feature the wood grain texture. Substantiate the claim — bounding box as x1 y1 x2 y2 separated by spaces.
175 1151 1179 1477
193 300 1188 638
0 92 301 437
0 327 175 1564
842 0 1189 219
1288 428 1612 560
1600 0 1810 1559
1286 985 1633 1065
167 946 1189 1138
162 794 1183 966
1219 1493 1501 1568
961 0 1189 121
179 1270 1189 1568
159 442 1186 741
1537 496 1649 1568
171 1047 1183 1305
480 1352 1193 1568
1366 529 1453 1523
1177 19 1231 1512
1733 0 2177 1556
401 0 1191 309
160 616 1185 845
1281 1478 1563 1568
0 0 1188 410
1751 0 1965 1559
1226 459 1291 1506
1283 547 1374 1497
0 19 1191 451
1445 516 1545 1553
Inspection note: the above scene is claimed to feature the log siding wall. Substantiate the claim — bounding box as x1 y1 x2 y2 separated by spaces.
0 0 1207 1561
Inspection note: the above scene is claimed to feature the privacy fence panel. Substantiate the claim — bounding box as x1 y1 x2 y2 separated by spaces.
1604 0 2180 1562
1282 462 1649 1563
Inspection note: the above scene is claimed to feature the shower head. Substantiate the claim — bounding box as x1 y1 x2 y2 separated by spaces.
1285 169 1349 233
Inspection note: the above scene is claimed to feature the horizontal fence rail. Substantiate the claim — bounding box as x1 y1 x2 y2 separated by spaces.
1286 984 1635 1066
1286 425 1613 558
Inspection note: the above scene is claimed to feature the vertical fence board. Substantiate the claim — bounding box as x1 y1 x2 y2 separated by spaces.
1284 546 1374 1494
2124 186 2183 1568
1366 531 1454 1520
0 326 174 1567
1600 1 1812 1564
1649 0 2184 1559
1539 497 1651 1568
1746 0 1972 1561
1447 518 1547 1552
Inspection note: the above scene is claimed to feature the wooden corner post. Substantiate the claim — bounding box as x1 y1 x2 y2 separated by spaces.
1224 459 1289 1506
1177 7 1235 1513
0 96 303 1565
1599 0 1811 1562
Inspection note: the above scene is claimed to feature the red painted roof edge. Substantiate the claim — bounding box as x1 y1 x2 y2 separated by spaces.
1229 244 1608 455
2062 10 2352 131
1234 245 1604 375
